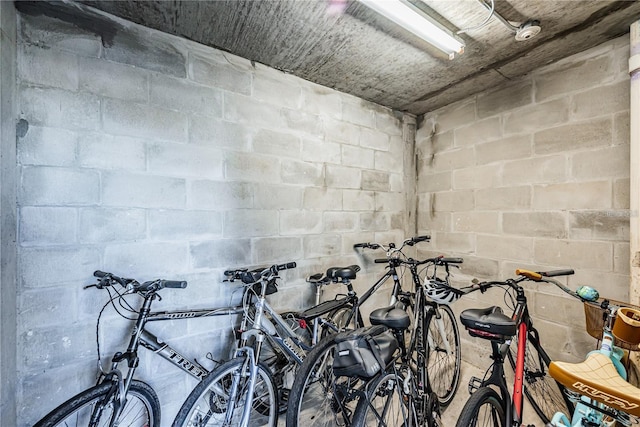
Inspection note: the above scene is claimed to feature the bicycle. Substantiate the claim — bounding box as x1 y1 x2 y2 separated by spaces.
546 289 640 426
171 261 371 427
33 270 239 427
287 235 459 427
455 269 577 427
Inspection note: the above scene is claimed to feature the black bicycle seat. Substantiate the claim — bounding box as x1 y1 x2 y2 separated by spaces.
370 306 410 330
460 306 517 340
326 265 360 282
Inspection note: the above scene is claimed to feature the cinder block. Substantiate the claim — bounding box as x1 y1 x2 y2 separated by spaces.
569 270 628 302
453 165 500 190
19 14 102 58
302 138 341 164
190 238 251 269
614 242 630 275
342 145 374 169
103 99 187 143
254 76 301 110
20 166 99 206
102 172 186 209
375 192 404 212
281 160 324 186
475 186 531 210
360 212 390 232
454 117 503 146
104 241 190 276
79 56 147 102
225 151 281 183
613 178 630 209
20 206 76 244
150 74 222 117
433 231 474 253
19 44 78 91
148 142 224 179
303 234 342 258
430 190 474 212
375 111 402 136
569 210 629 241
390 173 404 193
572 80 630 120
224 93 286 129
223 209 278 238
503 212 567 239
501 155 566 185
189 54 251 95
452 211 499 234
416 128 453 156
303 187 342 210
188 180 253 210
432 147 474 172
343 189 375 211
374 150 403 173
323 212 358 232
614 111 630 146
20 86 100 131
301 86 342 119
323 117 360 145
360 127 390 151
19 286 77 330
455 255 499 280
341 231 376 254
79 208 146 243
430 100 476 133
254 184 303 210
21 322 95 368
534 239 613 270
535 55 614 102
417 210 450 232
477 80 532 118
150 210 222 240
361 170 390 191
282 109 323 137
253 129 301 158
504 99 570 135
418 170 451 192
533 181 611 210
476 234 533 262
343 102 375 128
189 116 251 150
571 144 629 179
534 118 612 155
476 135 532 165
19 247 100 288
18 125 77 166
280 210 323 235
78 132 146 171
325 165 360 189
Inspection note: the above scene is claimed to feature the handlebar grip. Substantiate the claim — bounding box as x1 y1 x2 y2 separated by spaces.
516 269 542 280
440 257 463 264
353 243 367 248
161 280 187 289
374 258 387 263
94 270 108 278
412 235 431 243
542 269 575 277
277 262 296 271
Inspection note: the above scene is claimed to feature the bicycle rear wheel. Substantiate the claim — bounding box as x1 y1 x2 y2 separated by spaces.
172 358 277 427
351 371 418 427
427 304 461 407
34 380 160 427
455 387 506 427
507 329 573 424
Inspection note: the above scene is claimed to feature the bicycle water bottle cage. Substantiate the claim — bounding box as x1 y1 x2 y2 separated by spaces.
369 306 411 331
460 306 517 341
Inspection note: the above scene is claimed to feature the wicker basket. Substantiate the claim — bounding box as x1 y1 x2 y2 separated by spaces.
584 299 640 351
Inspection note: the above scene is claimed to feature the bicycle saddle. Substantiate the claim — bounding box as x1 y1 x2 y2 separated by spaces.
549 352 640 417
326 265 360 282
460 306 517 340
369 306 410 330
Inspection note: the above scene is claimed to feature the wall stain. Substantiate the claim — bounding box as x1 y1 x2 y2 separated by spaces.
16 119 29 139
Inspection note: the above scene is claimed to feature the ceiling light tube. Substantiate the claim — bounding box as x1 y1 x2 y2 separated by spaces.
359 0 465 59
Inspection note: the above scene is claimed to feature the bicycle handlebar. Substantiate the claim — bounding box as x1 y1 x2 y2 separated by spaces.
224 262 297 284
353 234 431 252
92 270 187 292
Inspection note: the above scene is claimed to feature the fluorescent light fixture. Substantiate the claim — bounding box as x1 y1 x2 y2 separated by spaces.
359 0 465 59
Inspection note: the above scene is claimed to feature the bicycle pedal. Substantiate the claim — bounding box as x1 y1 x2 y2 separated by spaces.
468 376 482 394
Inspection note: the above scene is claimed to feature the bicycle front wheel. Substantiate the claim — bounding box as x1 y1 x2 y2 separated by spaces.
34 380 160 427
351 371 418 427
172 358 277 427
507 330 573 424
455 387 506 427
427 304 461 407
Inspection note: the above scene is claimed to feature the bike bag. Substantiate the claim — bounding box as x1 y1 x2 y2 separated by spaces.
332 325 398 378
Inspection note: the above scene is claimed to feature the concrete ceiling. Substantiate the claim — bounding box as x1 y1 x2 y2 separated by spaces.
29 1 640 116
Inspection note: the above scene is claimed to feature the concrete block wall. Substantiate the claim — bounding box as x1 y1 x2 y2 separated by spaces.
15 5 411 426
416 36 631 367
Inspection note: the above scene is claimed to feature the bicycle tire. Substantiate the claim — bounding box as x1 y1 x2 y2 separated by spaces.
325 305 356 336
426 304 461 407
351 371 418 427
34 379 160 427
172 358 277 427
285 334 360 427
507 329 574 424
455 387 506 427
